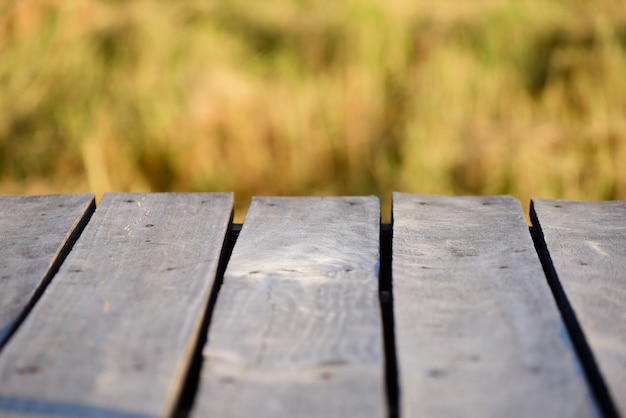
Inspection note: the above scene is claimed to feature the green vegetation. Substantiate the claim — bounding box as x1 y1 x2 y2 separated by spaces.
1 0 625 221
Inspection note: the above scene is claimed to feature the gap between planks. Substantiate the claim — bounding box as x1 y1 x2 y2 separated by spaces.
173 223 241 417
379 223 399 418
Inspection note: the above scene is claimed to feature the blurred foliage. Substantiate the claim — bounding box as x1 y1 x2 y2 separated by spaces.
1 0 625 221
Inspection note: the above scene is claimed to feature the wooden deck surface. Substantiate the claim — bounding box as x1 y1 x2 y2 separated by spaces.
0 193 623 418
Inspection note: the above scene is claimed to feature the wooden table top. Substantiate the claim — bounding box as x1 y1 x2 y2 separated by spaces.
0 193 623 418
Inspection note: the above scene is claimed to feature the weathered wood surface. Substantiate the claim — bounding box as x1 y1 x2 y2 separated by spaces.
0 193 233 418
192 197 385 418
531 198 626 416
392 193 598 418
0 194 95 348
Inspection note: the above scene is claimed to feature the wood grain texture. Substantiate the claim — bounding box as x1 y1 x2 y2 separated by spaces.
392 193 598 418
531 198 626 416
192 196 385 418
0 194 95 348
0 193 233 418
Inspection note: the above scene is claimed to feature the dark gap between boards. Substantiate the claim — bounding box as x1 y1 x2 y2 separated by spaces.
172 221 241 418
380 223 399 418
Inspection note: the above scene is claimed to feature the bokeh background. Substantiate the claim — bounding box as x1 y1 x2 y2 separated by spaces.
1 0 625 221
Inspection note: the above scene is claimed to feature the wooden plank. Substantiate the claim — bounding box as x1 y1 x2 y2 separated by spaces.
0 193 233 418
0 194 95 349
192 196 385 418
531 198 626 416
392 193 598 418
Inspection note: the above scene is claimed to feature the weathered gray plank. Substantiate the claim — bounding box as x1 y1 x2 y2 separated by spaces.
192 196 384 418
0 194 95 348
392 193 598 418
0 193 233 418
531 198 626 416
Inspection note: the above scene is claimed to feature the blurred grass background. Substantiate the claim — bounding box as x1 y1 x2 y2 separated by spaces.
1 0 625 222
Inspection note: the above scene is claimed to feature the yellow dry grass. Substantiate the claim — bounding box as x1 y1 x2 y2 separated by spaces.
1 0 625 221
